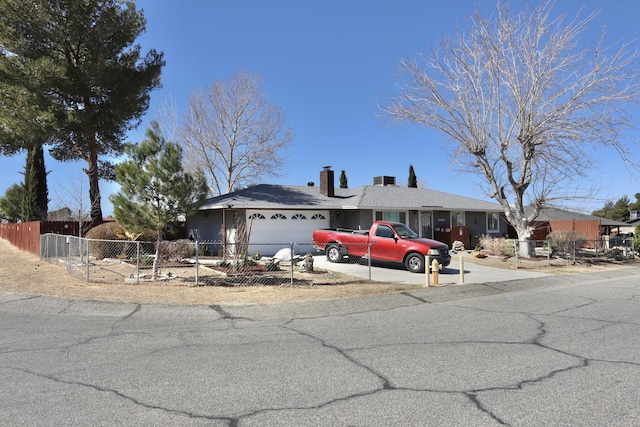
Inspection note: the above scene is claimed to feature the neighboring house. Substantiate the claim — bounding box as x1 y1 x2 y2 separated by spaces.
187 167 507 256
528 207 628 248
619 211 640 236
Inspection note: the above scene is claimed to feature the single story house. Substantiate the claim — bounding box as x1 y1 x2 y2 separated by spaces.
619 212 640 236
187 167 507 256
528 207 629 249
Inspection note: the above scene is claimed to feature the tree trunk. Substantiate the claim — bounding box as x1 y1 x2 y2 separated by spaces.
513 222 535 258
86 134 103 223
152 228 162 279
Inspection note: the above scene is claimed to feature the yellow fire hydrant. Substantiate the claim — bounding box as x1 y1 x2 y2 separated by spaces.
431 258 441 285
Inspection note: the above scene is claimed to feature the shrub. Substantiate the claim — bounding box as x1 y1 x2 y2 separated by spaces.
547 230 588 255
86 222 128 259
86 221 126 240
158 239 194 262
635 225 640 255
478 235 515 257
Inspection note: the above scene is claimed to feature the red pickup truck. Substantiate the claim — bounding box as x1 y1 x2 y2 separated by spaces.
313 221 451 273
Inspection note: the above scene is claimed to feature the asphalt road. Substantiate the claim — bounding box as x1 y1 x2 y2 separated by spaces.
2 267 640 426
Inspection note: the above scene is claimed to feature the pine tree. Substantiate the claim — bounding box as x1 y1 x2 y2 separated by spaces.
0 0 164 224
408 164 418 188
339 170 348 188
110 121 208 278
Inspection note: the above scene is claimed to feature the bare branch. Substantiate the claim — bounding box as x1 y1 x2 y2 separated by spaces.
178 70 294 196
384 0 640 256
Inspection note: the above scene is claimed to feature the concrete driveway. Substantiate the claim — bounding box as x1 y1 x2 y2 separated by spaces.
312 253 549 286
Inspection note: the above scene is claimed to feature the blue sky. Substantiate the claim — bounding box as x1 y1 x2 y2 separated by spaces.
1 0 639 216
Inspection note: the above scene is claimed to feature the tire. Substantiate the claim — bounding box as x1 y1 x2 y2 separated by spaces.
326 244 343 263
405 253 425 273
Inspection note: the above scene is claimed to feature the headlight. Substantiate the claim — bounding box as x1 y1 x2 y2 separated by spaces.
427 248 440 255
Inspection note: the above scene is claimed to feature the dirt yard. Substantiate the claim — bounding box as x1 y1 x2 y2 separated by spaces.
0 239 425 305
0 239 633 305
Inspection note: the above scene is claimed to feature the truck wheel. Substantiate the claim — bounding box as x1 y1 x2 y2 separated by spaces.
326 244 343 263
405 253 425 273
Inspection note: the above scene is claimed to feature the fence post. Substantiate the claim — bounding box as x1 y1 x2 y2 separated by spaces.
573 240 576 264
290 242 294 285
66 235 71 272
194 240 199 286
514 240 519 270
85 237 90 282
136 241 140 284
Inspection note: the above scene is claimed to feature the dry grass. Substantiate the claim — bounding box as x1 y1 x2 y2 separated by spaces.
0 239 421 305
2 239 634 306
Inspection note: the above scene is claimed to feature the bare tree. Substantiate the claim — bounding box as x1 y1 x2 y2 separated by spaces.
385 1 640 257
179 70 294 195
49 176 97 236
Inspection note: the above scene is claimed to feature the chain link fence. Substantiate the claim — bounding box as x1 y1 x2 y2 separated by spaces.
512 236 636 268
40 234 378 286
40 233 637 285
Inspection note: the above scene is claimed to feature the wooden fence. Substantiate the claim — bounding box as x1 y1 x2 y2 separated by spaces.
548 219 602 249
0 221 81 256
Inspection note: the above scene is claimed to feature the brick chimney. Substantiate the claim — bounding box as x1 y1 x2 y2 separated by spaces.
319 166 335 197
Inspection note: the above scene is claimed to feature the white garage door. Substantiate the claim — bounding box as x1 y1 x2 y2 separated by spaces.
246 210 330 256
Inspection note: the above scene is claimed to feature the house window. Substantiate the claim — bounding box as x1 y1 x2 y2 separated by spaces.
375 211 406 223
248 213 265 219
451 212 465 226
311 214 326 220
271 213 287 219
487 212 499 232
291 214 307 220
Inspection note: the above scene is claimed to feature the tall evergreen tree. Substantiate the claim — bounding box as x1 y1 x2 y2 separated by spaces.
22 144 48 221
408 164 418 188
110 121 208 278
0 0 164 224
339 170 348 188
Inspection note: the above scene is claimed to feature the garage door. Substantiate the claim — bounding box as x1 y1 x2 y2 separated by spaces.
246 210 330 255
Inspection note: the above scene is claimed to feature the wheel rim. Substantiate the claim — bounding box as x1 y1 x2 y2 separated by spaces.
328 247 339 261
408 255 422 271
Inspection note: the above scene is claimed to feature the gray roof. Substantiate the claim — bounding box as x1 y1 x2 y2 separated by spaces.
200 184 503 212
533 207 628 227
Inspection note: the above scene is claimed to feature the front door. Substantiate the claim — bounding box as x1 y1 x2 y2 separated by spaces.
421 212 433 239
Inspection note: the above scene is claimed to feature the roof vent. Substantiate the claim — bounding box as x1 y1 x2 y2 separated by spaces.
373 176 396 186
307 182 315 187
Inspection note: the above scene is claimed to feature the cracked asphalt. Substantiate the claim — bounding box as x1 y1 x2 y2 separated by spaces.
2 267 640 426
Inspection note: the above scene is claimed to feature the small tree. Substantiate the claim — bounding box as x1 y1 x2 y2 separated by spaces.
110 121 208 278
339 170 348 188
408 164 417 188
0 184 25 222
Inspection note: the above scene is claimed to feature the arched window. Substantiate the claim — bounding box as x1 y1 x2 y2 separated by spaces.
248 213 265 220
291 214 307 220
311 214 326 220
270 213 287 219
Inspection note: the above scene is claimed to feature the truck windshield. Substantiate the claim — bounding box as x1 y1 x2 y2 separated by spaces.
394 224 419 239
